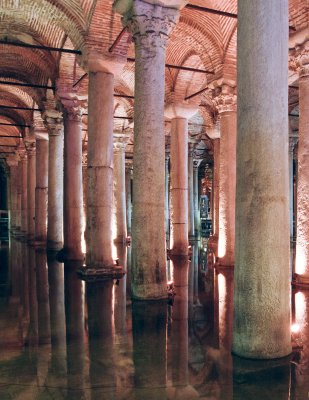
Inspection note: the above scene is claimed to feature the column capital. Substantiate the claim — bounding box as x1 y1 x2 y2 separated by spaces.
43 109 64 136
193 159 202 169
289 136 298 153
17 147 27 161
211 83 237 114
113 132 130 150
60 94 87 122
82 151 87 167
293 41 309 78
164 102 198 120
125 159 133 169
117 0 181 53
25 141 36 155
87 52 126 76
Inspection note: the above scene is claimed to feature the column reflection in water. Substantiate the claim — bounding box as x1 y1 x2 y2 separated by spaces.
64 261 86 396
169 255 199 399
21 243 30 338
36 249 51 345
9 239 21 305
132 300 167 400
87 279 116 399
47 253 67 390
28 246 38 345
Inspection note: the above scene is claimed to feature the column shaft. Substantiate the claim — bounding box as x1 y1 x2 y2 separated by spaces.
113 143 127 243
21 155 28 234
125 165 132 236
27 148 36 240
213 138 220 239
63 110 83 260
233 0 291 358
188 148 195 238
87 70 114 268
165 156 170 239
170 117 188 255
193 161 200 239
35 139 48 244
9 164 19 230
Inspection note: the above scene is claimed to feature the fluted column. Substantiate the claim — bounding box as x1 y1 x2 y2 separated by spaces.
125 161 133 236
20 149 28 235
165 103 197 255
6 156 19 231
84 54 124 273
35 135 49 245
114 0 183 299
113 134 129 243
213 85 237 266
44 112 64 250
233 0 291 359
295 42 309 287
61 96 86 260
27 143 36 241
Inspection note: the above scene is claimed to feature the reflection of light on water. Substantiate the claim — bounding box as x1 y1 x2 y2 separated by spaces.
291 323 300 333
295 245 306 275
112 211 118 260
218 273 227 346
218 218 226 258
81 210 86 254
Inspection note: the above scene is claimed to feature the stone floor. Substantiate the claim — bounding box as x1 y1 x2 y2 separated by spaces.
0 238 308 399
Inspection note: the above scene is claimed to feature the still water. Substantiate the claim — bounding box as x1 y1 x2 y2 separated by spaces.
0 239 308 399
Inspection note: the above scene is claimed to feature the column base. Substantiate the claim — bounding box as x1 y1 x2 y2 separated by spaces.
292 273 309 289
77 265 125 283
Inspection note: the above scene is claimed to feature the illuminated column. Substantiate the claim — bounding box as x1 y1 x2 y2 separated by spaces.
212 85 237 266
193 159 202 239
44 111 64 250
27 143 36 241
212 138 220 244
84 54 124 274
113 134 129 243
35 135 49 245
295 41 309 286
125 161 133 236
165 153 170 239
7 156 19 231
15 158 22 231
233 0 291 358
188 143 195 239
289 136 297 240
61 95 86 260
82 153 87 253
165 103 198 255
20 149 28 234
114 0 184 299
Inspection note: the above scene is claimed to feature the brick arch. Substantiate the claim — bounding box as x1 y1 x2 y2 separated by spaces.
222 25 237 81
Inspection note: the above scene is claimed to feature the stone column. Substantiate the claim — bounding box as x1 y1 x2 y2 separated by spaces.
114 0 183 299
233 0 291 359
27 143 36 241
82 54 124 275
35 136 49 245
165 153 170 240
20 150 28 235
295 42 309 287
188 143 195 239
289 136 297 241
44 112 64 250
125 161 133 236
82 153 87 253
113 134 129 243
165 103 197 255
212 138 220 240
213 84 237 266
6 156 19 231
15 159 22 232
193 159 202 240
61 96 86 260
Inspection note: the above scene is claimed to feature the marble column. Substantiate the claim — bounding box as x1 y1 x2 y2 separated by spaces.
165 154 170 240
212 138 220 241
16 159 22 231
6 156 19 231
113 134 128 244
188 143 195 239
35 136 49 245
62 96 86 260
212 85 237 266
165 103 197 255
125 161 133 236
193 159 201 240
27 143 36 241
233 0 291 359
289 136 297 241
20 150 28 235
84 54 124 272
82 153 87 254
295 42 309 286
44 112 64 250
114 0 183 299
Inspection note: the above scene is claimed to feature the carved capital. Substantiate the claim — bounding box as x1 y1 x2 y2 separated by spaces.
212 84 237 113
293 41 309 78
43 109 64 136
61 97 87 122
82 152 87 167
193 159 202 169
123 0 179 53
113 133 130 150
25 141 36 156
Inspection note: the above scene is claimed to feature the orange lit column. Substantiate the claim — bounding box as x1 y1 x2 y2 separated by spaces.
165 103 197 255
20 149 28 235
165 153 170 239
213 85 236 266
295 43 309 286
113 134 129 244
114 0 183 299
7 156 19 232
61 96 86 261
233 0 291 359
44 111 64 250
27 143 36 241
35 134 49 246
